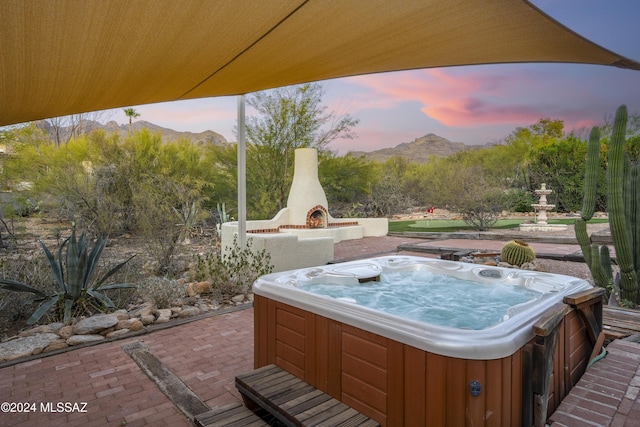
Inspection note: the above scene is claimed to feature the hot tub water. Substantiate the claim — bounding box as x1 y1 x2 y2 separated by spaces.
298 269 541 329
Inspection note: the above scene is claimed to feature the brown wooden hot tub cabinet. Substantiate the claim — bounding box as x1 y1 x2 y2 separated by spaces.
253 288 603 427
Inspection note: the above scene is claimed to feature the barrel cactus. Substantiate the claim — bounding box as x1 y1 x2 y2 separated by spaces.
501 240 535 266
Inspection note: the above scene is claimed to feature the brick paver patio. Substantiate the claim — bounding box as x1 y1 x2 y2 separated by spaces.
0 309 253 426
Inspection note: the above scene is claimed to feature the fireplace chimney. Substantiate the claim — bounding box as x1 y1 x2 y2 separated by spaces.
286 148 328 226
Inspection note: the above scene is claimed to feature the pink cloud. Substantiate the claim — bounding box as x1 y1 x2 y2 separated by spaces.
142 105 236 124
347 68 559 128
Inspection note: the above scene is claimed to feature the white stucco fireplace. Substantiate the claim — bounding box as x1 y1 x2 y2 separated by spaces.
221 148 388 272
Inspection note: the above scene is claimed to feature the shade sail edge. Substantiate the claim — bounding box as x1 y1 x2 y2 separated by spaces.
1 0 639 127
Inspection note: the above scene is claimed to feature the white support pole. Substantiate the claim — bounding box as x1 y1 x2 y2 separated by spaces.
237 95 247 249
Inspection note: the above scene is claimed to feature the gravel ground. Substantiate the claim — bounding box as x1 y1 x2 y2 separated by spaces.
535 258 594 282
482 221 610 283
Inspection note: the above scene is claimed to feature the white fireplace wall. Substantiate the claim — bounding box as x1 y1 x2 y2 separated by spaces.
286 148 329 226
220 147 388 272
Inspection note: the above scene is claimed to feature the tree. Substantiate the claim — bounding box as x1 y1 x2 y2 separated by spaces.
245 83 359 214
123 108 141 134
528 135 594 212
318 152 379 216
500 118 565 190
367 156 413 217
450 166 506 230
39 110 114 147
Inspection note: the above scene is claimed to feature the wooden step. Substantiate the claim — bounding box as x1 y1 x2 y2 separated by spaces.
236 364 379 427
604 306 640 338
194 402 268 427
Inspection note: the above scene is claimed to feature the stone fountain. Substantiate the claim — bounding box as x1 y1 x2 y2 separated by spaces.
519 183 567 232
532 183 553 224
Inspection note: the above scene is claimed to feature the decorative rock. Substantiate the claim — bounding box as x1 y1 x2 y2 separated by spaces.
116 313 130 321
66 334 105 346
178 306 200 318
0 333 60 362
187 281 213 297
57 326 74 340
48 322 65 333
100 327 116 336
116 319 133 330
73 314 119 335
196 303 210 312
105 329 131 339
155 309 172 324
44 340 69 353
129 320 144 332
460 254 543 273
247 293 254 302
138 307 156 320
141 314 156 325
129 303 154 318
231 294 245 303
19 324 54 337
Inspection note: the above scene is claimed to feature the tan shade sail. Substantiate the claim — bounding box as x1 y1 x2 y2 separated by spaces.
1 0 639 127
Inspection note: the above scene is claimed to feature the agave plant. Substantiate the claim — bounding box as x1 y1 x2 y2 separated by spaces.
0 228 136 325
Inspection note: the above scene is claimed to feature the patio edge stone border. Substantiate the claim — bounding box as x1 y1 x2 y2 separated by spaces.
0 304 253 370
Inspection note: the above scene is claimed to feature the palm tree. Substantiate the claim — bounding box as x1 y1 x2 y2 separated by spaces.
123 108 140 134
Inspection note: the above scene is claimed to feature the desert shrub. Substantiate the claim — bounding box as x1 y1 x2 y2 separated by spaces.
369 178 413 217
504 189 535 213
458 190 507 231
10 130 213 240
133 175 206 276
0 290 34 321
192 237 273 300
137 277 186 309
2 196 40 218
0 215 18 250
0 254 54 293
0 254 56 331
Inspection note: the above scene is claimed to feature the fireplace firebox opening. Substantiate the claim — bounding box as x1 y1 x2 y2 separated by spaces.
307 206 327 228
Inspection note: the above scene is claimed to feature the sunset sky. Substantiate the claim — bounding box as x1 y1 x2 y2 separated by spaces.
126 0 640 154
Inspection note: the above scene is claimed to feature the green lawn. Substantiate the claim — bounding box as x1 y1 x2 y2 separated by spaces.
388 217 608 233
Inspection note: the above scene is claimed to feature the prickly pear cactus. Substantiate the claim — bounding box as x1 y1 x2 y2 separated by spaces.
500 240 535 266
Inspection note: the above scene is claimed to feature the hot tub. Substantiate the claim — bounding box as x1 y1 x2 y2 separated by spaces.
252 256 598 426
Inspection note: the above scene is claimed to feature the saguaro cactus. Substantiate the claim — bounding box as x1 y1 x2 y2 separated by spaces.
576 105 639 305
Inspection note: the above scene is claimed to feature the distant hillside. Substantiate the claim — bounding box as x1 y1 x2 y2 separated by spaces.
35 119 228 146
349 133 468 163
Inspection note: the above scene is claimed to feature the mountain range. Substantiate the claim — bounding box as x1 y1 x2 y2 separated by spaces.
36 119 227 146
37 120 469 162
348 133 468 163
